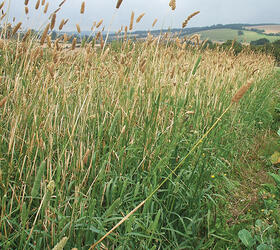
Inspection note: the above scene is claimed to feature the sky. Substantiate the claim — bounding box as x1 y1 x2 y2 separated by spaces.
7 0 280 32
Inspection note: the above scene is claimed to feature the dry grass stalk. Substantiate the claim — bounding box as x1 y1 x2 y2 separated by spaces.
80 1 85 14
40 23 50 45
96 19 103 28
231 79 254 103
0 2 4 9
76 24 81 33
129 11 135 31
116 0 123 9
50 13 56 30
152 18 158 27
35 0 40 10
169 0 176 10
25 6 29 15
136 13 145 23
182 11 200 28
44 2 49 13
58 19 64 30
0 96 7 108
47 63 54 78
12 22 22 36
24 0 29 6
71 37 77 50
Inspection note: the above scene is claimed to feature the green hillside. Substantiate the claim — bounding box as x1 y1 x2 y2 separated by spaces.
197 28 280 43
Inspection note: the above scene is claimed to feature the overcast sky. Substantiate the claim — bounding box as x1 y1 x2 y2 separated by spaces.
7 0 280 32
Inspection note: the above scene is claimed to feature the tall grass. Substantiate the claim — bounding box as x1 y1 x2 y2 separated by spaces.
0 1 279 249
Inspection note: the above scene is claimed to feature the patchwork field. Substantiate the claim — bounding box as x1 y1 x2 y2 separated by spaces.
245 24 280 34
198 28 280 43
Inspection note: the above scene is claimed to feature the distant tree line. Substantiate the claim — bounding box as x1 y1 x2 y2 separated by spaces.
203 38 280 65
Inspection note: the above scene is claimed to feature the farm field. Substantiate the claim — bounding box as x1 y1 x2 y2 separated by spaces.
198 28 280 43
1 1 280 250
244 24 280 34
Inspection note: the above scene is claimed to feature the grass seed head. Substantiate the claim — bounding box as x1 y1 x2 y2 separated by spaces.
0 2 5 9
96 19 103 28
169 0 176 10
129 11 135 31
116 0 123 9
76 24 81 33
72 37 77 50
24 0 29 6
12 22 22 36
80 1 85 14
152 18 158 27
44 2 49 13
182 11 200 28
50 13 56 30
136 13 145 23
40 23 50 45
0 96 7 108
25 6 29 15
231 79 254 103
35 0 40 10
58 19 64 30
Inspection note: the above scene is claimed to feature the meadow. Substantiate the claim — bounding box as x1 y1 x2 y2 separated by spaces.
0 1 280 249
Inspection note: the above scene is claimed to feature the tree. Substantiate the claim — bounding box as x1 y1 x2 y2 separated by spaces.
238 30 244 36
250 38 270 46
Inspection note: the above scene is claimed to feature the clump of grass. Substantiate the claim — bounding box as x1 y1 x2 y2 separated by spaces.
0 1 279 249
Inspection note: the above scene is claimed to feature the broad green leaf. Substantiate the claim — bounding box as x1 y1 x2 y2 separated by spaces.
270 152 280 165
268 172 280 187
238 229 255 247
257 243 272 250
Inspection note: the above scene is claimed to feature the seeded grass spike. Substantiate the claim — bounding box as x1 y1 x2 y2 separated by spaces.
12 22 22 36
232 79 254 103
80 1 85 14
169 0 176 10
136 13 145 23
116 0 123 9
152 18 158 27
129 11 135 30
182 11 200 28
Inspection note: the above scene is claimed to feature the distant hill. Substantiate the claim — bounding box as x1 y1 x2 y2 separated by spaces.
52 23 280 44
197 28 280 43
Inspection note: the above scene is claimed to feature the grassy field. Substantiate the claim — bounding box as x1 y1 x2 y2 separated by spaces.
198 28 280 43
1 2 280 250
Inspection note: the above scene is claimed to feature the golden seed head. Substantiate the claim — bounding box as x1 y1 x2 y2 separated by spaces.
80 1 85 14
35 0 40 10
71 37 77 50
58 19 64 30
136 13 145 23
129 11 135 31
40 23 50 45
96 19 103 28
44 2 49 13
76 24 81 33
152 18 158 27
24 0 29 6
169 0 176 11
50 13 56 30
0 96 7 108
25 6 29 15
182 11 200 28
116 0 123 9
231 79 254 103
0 2 5 9
42 0 45 5
12 22 22 36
